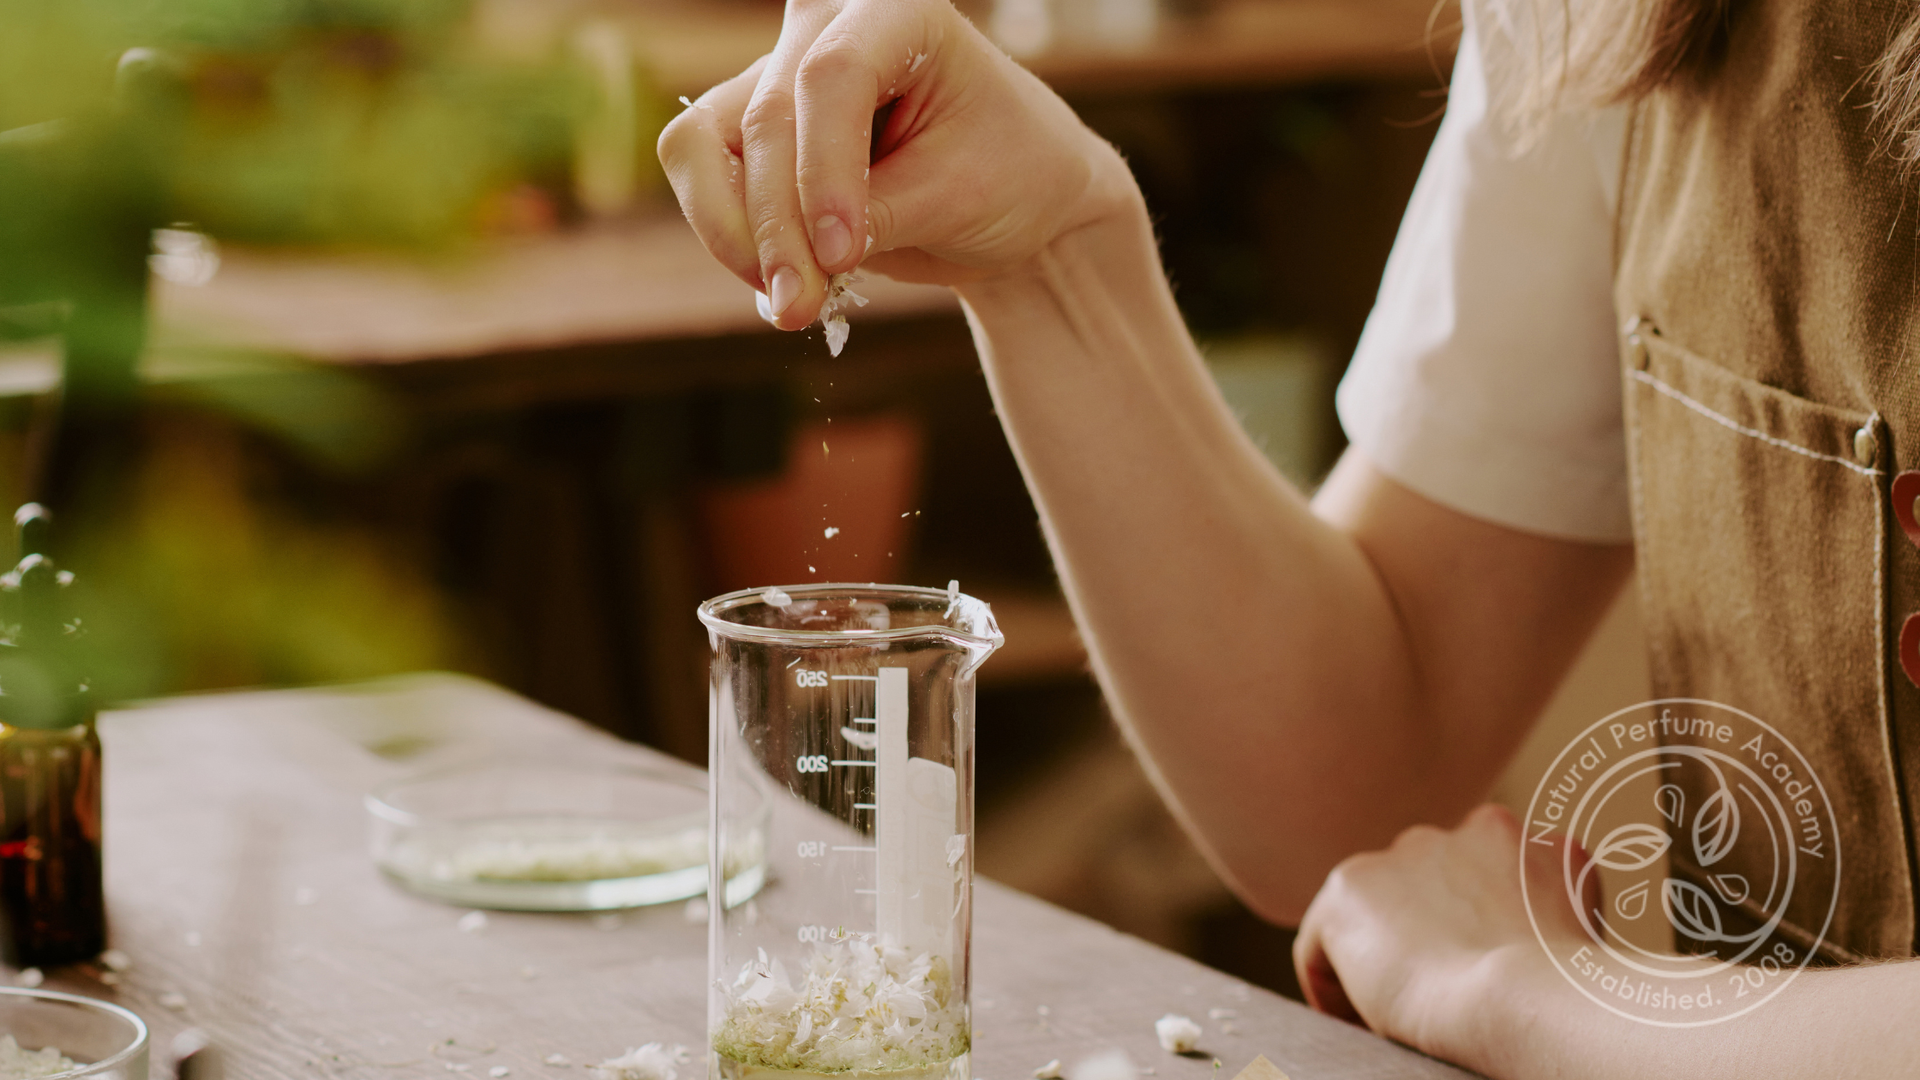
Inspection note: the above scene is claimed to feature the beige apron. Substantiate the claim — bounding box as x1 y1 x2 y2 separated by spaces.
1616 0 1920 961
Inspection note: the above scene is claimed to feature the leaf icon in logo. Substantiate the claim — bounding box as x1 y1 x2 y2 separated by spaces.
1614 879 1651 921
1591 822 1671 872
1663 878 1726 941
1710 873 1749 906
1692 785 1740 867
1655 784 1685 825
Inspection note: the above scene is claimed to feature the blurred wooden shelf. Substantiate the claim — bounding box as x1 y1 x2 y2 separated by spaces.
1022 0 1459 94
151 213 958 367
629 0 1458 98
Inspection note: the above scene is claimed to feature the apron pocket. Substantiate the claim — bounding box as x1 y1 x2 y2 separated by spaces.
1625 326 1910 961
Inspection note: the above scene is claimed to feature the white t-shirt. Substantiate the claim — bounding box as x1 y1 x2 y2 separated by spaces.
1333 14 1632 543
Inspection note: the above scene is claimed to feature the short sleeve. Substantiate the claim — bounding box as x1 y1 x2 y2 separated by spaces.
1334 13 1632 543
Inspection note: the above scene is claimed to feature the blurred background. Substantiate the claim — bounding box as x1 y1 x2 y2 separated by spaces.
1 0 1646 1001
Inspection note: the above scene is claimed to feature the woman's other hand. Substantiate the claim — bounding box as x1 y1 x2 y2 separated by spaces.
1292 805 1598 1071
656 0 1138 330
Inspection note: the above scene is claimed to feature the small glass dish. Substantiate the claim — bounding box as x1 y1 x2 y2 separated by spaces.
0 987 148 1079
367 761 767 912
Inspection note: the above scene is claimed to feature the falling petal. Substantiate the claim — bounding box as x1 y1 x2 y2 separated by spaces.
824 316 851 357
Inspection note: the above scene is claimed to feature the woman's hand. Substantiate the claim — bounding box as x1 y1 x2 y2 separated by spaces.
1292 805 1597 1071
656 0 1138 330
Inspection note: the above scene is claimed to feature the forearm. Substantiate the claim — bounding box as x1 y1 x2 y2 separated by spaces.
1479 949 1920 1079
954 198 1456 920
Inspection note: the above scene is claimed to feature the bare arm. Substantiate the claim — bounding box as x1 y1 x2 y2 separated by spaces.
958 204 1632 921
659 0 1632 924
1497 959 1920 1078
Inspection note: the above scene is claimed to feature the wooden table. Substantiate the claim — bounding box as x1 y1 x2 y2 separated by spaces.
29 674 1473 1080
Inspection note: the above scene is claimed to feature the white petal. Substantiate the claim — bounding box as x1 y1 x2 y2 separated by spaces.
1154 1014 1202 1053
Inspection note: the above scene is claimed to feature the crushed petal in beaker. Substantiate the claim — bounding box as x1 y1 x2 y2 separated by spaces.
714 933 966 1074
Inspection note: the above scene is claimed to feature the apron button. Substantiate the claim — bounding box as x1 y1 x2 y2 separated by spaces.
1901 612 1920 689
1854 425 1878 466
1895 472 1920 547
1627 335 1650 370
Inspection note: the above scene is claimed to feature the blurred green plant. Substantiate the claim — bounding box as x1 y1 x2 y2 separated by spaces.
3 0 590 247
0 0 637 703
67 418 466 700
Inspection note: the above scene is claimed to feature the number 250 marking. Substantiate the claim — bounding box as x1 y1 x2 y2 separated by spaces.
795 670 829 688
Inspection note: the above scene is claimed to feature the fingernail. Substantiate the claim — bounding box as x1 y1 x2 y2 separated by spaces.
755 290 774 324
813 215 852 268
770 267 801 318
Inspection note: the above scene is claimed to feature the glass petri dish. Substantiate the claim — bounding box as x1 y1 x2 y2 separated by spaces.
367 761 767 912
0 987 148 1079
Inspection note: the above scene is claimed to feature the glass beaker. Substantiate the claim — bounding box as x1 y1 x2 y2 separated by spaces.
700 583 1001 1080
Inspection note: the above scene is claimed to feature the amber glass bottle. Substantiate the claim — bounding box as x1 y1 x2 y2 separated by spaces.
0 506 105 967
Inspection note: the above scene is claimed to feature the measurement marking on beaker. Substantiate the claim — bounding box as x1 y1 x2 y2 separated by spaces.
851 717 876 725
853 889 878 895
830 759 876 767
831 846 877 852
853 802 876 809
831 675 879 682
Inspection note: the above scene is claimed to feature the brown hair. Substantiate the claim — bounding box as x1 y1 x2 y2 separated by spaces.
1480 0 1920 164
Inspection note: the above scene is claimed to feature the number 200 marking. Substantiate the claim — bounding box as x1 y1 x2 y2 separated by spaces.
796 754 829 773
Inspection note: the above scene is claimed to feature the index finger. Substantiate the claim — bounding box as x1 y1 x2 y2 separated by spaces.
658 57 770 292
